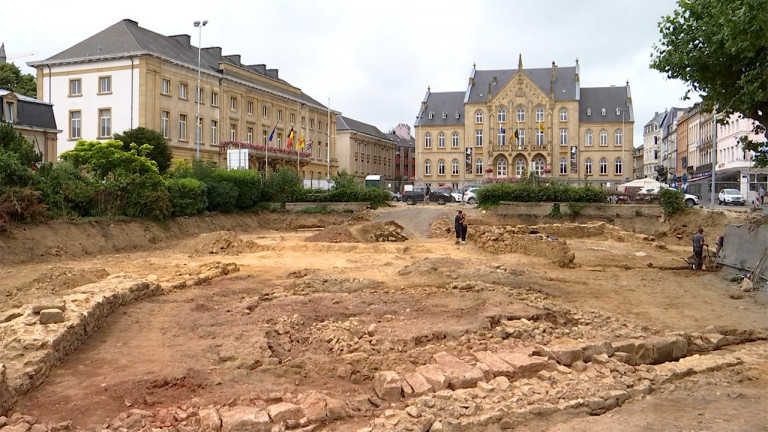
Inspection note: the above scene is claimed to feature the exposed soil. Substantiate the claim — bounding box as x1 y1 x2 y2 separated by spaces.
1 204 767 431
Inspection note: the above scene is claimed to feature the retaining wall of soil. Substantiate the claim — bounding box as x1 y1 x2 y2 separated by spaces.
284 202 369 212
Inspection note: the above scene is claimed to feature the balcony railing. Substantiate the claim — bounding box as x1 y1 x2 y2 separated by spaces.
491 143 548 153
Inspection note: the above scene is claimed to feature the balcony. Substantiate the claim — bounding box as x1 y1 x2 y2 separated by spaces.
490 143 548 153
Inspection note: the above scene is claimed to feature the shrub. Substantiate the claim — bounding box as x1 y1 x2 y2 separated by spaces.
0 187 47 230
33 162 97 217
476 182 605 207
121 174 171 219
659 188 686 215
0 124 40 188
167 178 207 216
332 170 358 190
567 202 586 216
212 169 265 209
205 179 239 212
265 167 302 203
549 203 563 218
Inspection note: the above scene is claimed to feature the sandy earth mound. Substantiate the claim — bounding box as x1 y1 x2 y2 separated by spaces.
305 221 407 243
179 231 268 257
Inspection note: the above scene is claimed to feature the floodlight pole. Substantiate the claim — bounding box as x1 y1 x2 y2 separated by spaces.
194 19 208 160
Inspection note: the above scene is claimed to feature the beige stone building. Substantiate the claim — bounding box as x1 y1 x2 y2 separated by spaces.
29 19 338 179
335 116 395 183
414 57 634 188
0 90 59 162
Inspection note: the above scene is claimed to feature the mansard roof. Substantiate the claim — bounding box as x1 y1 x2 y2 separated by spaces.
467 66 579 103
415 91 465 127
337 116 392 142
579 86 633 123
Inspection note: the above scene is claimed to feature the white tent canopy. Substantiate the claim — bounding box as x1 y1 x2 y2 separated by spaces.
617 178 665 192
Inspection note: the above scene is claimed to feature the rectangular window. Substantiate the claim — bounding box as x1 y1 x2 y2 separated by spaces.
4 101 14 122
211 120 218 144
196 117 202 144
69 111 81 139
559 128 567 146
278 109 283 122
247 127 253 143
277 133 282 148
475 130 483 147
263 105 269 119
161 79 170 95
230 96 238 111
99 109 112 137
310 119 315 129
161 111 170 138
301 116 306 126
536 129 544 146
99 76 112 94
196 86 204 103
211 91 219 107
517 129 525 147
290 113 296 125
179 114 187 141
247 101 254 115
69 79 82 96
230 124 237 141
179 83 188 100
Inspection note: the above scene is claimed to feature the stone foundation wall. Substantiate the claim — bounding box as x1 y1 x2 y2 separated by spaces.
284 202 369 212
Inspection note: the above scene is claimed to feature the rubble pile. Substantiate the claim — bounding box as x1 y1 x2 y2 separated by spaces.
471 226 576 267
181 231 267 257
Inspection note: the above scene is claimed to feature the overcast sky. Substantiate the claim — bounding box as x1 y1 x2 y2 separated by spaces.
2 0 694 147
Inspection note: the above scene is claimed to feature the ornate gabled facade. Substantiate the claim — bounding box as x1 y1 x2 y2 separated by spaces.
414 57 634 188
28 19 338 178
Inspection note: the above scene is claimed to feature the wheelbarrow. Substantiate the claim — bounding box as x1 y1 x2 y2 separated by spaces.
683 245 718 270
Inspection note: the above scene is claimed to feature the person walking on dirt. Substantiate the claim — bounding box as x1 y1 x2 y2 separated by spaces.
460 211 468 244
692 228 708 270
454 210 464 244
424 186 431 205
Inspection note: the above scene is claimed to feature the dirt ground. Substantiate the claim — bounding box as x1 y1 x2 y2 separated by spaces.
1 204 767 431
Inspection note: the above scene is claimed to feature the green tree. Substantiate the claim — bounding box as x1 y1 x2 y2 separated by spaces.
114 127 173 173
651 0 768 166
0 63 36 97
0 123 41 188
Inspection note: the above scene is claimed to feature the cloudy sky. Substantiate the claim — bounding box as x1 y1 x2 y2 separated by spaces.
2 0 694 147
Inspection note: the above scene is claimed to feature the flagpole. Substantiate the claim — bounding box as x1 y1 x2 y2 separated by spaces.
265 132 268 176
297 102 301 175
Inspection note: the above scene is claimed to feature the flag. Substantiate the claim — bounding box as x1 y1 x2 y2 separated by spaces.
514 129 519 139
268 123 277 142
499 125 505 134
305 140 312 151
538 122 545 133
286 128 294 149
299 133 305 149
499 125 506 145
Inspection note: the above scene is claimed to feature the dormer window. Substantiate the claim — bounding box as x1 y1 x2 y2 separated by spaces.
586 108 592 116
616 107 621 116
428 111 434 119
442 111 447 119
601 108 606 116
455 111 460 119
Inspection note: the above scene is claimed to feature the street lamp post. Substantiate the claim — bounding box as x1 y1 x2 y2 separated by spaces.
194 20 208 160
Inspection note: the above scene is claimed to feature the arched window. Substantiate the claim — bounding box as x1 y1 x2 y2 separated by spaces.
425 133 432 148
515 158 527 177
615 129 623 146
442 111 447 119
438 159 445 175
559 108 568 122
533 156 545 176
497 158 508 177
585 158 593 175
428 111 434 119
438 132 445 148
535 107 545 122
452 159 459 175
475 158 483 174
585 130 593 146
615 158 623 175
424 159 432 175
497 107 507 123
600 157 608 174
451 132 459 147
516 107 525 122
599 129 607 146
475 110 483 123
559 157 567 174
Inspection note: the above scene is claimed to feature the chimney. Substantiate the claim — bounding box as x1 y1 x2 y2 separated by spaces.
203 47 222 58
169 34 191 47
224 54 241 66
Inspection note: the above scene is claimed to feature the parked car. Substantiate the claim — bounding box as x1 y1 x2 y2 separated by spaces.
402 187 454 205
637 187 700 207
439 188 463 202
463 189 481 205
718 188 745 206
388 191 402 202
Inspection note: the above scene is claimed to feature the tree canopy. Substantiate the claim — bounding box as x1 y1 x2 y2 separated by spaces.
651 0 768 167
0 63 36 97
114 127 173 173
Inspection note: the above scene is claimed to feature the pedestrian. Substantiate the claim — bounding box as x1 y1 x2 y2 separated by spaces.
759 186 765 205
692 227 707 270
460 211 468 244
716 234 724 257
454 210 463 244
424 185 431 205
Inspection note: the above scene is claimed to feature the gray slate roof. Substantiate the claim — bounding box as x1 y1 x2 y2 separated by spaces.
644 110 667 127
337 116 392 142
578 86 633 123
0 89 57 130
30 19 327 110
415 91 465 127
467 67 578 104
384 132 414 149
